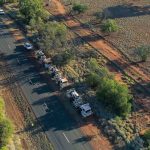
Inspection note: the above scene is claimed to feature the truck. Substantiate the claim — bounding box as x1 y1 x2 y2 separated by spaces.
66 88 84 108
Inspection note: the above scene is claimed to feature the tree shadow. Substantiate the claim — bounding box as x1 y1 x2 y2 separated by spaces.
103 4 150 19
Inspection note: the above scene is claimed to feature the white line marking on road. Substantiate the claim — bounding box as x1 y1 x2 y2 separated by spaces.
63 133 70 143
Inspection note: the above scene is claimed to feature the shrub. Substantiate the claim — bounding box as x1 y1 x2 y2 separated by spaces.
96 78 132 117
72 3 87 14
136 45 150 62
102 19 118 33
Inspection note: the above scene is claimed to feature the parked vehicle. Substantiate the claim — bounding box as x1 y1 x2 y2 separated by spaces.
43 57 51 66
24 42 33 50
79 103 93 118
35 50 44 59
0 9 4 15
57 77 69 89
72 97 83 108
50 67 59 77
39 55 46 64
66 88 79 99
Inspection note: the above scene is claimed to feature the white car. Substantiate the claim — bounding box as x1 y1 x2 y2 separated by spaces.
24 42 33 50
0 9 4 15
66 89 79 99
80 103 93 118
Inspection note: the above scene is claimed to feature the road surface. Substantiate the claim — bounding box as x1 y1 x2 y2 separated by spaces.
0 15 93 150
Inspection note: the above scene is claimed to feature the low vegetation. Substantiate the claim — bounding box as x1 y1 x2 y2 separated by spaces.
136 45 150 62
0 98 14 150
72 3 88 14
52 50 73 66
102 19 119 33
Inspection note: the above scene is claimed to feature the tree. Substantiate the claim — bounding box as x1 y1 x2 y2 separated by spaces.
136 45 150 62
86 72 100 89
96 78 132 117
19 0 48 23
102 19 118 33
38 22 67 51
72 3 87 14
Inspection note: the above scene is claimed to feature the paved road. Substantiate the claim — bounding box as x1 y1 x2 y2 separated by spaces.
0 15 93 150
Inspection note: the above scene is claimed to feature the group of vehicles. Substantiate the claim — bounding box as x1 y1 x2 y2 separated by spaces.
66 88 93 118
23 42 93 118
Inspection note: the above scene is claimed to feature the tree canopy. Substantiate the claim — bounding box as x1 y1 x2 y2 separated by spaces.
38 22 67 51
96 78 132 117
19 0 48 23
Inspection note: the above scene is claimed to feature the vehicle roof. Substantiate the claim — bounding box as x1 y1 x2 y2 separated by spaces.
44 58 51 63
25 42 32 45
61 78 68 83
80 103 91 111
71 90 79 97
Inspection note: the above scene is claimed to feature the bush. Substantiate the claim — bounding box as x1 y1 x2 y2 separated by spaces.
102 19 119 33
72 3 87 14
136 45 150 62
96 78 132 117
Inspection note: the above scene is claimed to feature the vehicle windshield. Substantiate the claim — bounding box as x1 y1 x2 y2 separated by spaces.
26 43 31 47
85 109 91 113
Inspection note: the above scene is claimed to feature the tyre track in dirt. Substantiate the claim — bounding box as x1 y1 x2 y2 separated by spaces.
45 0 150 96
